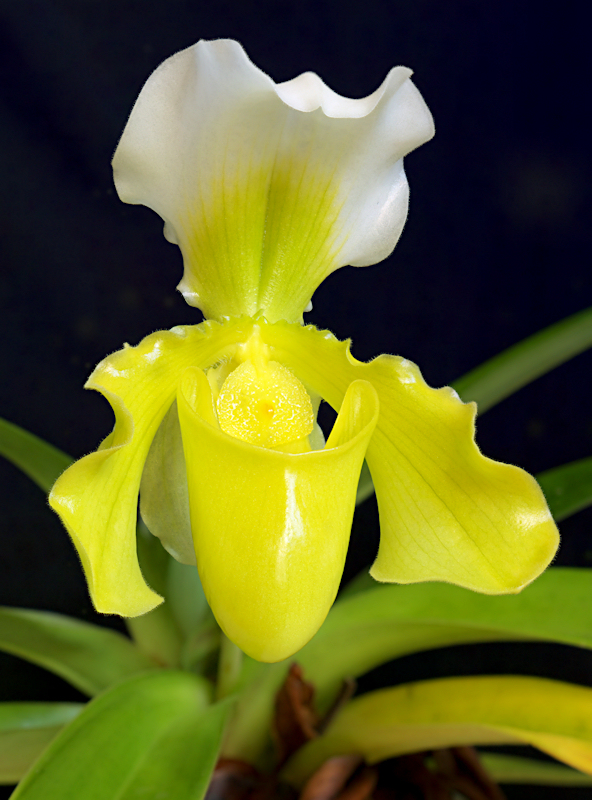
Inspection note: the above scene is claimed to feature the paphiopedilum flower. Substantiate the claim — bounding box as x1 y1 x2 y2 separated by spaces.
49 40 559 663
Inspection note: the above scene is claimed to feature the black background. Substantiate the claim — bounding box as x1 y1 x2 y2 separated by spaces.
1 1 592 797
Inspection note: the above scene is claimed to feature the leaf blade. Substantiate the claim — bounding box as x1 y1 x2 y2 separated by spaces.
0 703 83 785
0 418 72 494
283 676 592 785
452 305 592 412
538 456 592 521
0 607 157 696
479 752 592 786
11 671 228 800
298 568 592 711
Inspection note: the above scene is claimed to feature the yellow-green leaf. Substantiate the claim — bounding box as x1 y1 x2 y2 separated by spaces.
538 456 592 521
479 752 592 786
299 567 592 712
283 676 592 785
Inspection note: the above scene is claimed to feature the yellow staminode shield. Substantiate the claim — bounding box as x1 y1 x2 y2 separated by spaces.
178 367 378 662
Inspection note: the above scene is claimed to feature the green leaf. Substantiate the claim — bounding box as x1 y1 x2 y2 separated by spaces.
479 752 592 786
298 568 592 713
0 703 82 785
283 676 592 785
221 659 287 767
538 456 592 521
127 524 221 671
166 558 211 638
0 417 72 493
0 607 157 696
11 671 229 800
452 305 592 412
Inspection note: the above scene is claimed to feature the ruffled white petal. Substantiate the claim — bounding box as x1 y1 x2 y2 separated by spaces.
113 39 434 322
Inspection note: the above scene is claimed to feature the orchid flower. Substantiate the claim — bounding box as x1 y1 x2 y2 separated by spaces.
49 39 559 663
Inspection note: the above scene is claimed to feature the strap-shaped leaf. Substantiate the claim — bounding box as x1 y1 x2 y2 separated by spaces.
538 456 592 521
283 676 592 784
452 305 592 412
0 607 156 696
297 567 592 712
479 752 592 787
0 703 82 784
11 671 228 800
0 417 72 493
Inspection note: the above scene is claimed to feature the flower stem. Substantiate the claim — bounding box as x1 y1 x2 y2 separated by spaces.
216 633 243 699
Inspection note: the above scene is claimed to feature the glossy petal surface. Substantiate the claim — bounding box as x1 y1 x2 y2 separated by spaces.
259 321 559 593
112 39 433 322
178 368 378 661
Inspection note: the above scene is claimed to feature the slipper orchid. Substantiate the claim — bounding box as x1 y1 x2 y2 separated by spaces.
49 39 559 663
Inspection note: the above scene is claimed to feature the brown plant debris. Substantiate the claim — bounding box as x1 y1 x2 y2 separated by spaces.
299 755 365 800
274 663 321 764
374 748 507 800
205 759 262 800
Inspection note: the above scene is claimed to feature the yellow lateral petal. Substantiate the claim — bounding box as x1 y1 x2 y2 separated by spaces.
257 320 559 594
283 676 592 785
177 368 378 662
49 320 254 616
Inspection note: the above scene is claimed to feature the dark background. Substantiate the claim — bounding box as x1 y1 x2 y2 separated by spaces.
0 1 591 797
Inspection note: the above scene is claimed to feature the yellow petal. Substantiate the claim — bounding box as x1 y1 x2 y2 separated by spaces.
177 366 378 662
256 320 559 593
49 320 254 616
